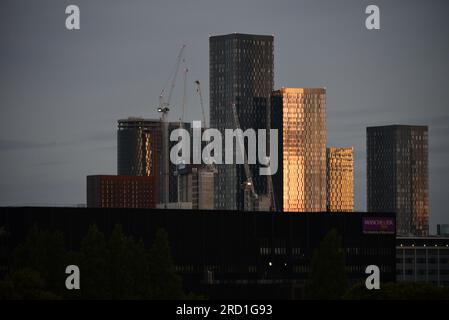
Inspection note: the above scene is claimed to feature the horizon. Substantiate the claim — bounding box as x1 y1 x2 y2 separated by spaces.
1 0 448 233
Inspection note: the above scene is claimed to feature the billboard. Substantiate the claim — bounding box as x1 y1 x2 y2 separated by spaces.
363 217 395 234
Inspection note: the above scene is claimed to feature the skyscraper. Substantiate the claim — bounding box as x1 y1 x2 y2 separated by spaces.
117 118 161 177
271 88 327 212
367 125 429 236
210 33 274 210
326 147 354 212
117 118 190 205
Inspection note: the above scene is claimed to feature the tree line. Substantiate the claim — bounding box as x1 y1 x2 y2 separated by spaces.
0 224 199 299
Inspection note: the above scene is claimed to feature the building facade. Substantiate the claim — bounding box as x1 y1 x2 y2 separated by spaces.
117 118 192 206
271 88 327 212
367 125 429 236
397 237 449 287
326 147 354 212
176 164 215 210
0 207 396 299
86 175 157 208
117 118 161 177
210 33 274 210
437 224 449 237
168 122 192 203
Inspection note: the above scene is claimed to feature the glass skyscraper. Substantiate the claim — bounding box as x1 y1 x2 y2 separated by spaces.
326 147 354 212
117 118 191 205
117 118 161 177
209 33 274 210
271 88 327 212
367 125 429 236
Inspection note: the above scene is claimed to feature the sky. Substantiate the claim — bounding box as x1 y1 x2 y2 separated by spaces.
0 0 448 233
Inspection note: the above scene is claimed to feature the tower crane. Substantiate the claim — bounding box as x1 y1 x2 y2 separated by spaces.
158 44 186 115
230 103 259 211
194 80 207 128
230 102 276 212
157 44 186 208
179 67 189 129
194 80 217 178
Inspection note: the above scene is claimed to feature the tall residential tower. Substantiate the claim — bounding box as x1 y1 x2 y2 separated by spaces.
210 33 274 210
271 88 327 212
117 118 161 177
367 125 429 236
326 147 354 212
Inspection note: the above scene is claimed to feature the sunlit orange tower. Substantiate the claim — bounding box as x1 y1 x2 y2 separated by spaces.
326 147 354 212
271 88 327 212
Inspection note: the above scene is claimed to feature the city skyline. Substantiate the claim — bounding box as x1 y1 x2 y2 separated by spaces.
1 0 448 232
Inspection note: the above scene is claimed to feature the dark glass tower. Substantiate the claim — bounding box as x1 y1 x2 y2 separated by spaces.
117 118 161 177
367 125 429 236
209 33 274 210
117 118 190 204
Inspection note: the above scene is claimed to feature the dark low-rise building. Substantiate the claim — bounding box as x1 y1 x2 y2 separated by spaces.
396 236 449 287
0 207 396 299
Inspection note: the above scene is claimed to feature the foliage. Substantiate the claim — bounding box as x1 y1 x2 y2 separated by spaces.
344 282 449 300
12 225 66 295
1 224 190 300
305 228 348 299
0 268 60 299
148 228 185 299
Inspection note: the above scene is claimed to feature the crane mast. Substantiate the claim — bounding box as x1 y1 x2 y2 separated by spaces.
230 103 259 210
194 80 207 128
157 44 186 208
159 45 186 111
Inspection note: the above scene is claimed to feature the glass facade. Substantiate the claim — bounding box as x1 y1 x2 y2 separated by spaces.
271 88 327 212
326 147 354 212
117 118 161 177
117 118 191 204
209 33 274 210
367 125 429 236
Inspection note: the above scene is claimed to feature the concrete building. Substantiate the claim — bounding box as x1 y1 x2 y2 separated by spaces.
326 147 354 212
177 164 215 210
271 88 327 212
367 125 429 236
397 236 449 287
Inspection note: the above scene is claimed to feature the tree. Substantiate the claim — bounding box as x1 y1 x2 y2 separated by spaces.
0 268 60 300
344 282 449 300
305 229 348 299
148 228 185 299
107 224 136 299
73 225 109 299
4 224 190 299
12 225 66 296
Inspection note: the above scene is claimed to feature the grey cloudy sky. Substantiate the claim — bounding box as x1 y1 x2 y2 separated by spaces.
0 0 448 232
